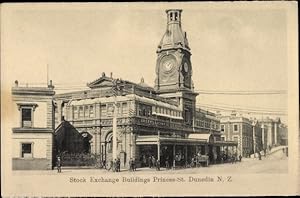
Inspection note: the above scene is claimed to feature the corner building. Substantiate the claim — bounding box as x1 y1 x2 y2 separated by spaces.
54 10 237 168
11 81 55 170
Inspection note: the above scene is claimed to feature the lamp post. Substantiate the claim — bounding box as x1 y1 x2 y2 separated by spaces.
111 79 124 161
112 94 118 161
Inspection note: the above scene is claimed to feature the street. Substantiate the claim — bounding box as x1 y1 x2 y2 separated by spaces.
13 149 288 175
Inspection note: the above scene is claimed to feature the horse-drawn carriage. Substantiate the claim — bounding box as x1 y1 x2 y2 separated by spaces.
190 154 209 167
197 155 209 167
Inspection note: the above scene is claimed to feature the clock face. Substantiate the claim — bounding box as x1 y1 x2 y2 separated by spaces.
163 60 174 71
161 56 176 73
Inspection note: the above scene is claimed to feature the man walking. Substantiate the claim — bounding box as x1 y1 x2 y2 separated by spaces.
156 159 160 171
56 156 62 173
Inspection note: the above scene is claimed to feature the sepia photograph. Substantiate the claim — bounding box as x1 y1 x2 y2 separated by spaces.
1 2 299 197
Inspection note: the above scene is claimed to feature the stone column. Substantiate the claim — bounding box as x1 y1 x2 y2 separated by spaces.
131 132 136 159
274 123 278 145
157 131 160 161
252 125 256 156
268 124 272 147
93 129 97 154
261 125 265 149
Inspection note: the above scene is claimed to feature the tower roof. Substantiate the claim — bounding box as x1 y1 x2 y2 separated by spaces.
157 9 190 53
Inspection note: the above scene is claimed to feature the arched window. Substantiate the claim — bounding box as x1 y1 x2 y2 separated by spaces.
107 135 113 152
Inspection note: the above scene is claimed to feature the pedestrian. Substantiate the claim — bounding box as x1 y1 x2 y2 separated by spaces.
129 158 133 171
239 155 242 162
103 159 106 169
173 159 176 170
133 158 136 171
113 159 117 172
117 158 121 172
156 159 160 171
152 156 156 169
56 156 62 173
258 152 262 160
148 156 152 168
165 159 170 169
231 155 235 164
108 160 113 171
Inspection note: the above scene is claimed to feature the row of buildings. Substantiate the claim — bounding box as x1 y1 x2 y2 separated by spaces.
219 112 287 158
11 9 287 170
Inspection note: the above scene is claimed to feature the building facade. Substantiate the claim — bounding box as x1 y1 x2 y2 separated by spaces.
53 9 237 168
220 113 254 157
11 81 55 170
259 117 286 149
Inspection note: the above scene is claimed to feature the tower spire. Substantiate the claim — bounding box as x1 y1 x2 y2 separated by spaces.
157 9 190 53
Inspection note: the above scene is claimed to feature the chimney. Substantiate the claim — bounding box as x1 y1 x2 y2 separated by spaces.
110 72 113 79
14 80 19 87
48 80 54 89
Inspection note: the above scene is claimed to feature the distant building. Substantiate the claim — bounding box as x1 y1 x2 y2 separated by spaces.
220 112 254 157
259 117 282 148
11 81 55 170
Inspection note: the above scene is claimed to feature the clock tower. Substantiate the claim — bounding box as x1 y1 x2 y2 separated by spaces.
155 9 198 127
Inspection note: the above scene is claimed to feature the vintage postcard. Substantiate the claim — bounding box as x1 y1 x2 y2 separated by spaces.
1 2 299 197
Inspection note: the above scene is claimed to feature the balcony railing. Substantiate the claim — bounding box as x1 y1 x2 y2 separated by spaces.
69 116 192 132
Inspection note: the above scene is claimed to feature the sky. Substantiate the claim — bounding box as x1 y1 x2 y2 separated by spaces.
1 3 293 123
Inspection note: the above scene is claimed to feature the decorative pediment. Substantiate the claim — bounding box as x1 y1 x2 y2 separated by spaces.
87 76 115 89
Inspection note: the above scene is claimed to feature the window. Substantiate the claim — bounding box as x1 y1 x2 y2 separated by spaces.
73 106 78 119
184 110 190 123
221 124 225 132
79 106 84 118
147 106 152 116
21 108 32 127
84 105 89 117
89 105 94 118
234 124 238 132
107 104 113 117
17 103 37 128
221 136 225 141
122 102 128 115
117 103 121 116
21 143 32 158
100 104 107 117
233 136 239 142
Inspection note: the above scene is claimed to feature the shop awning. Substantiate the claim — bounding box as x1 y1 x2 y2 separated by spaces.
136 135 238 146
136 135 208 145
214 141 238 146
188 133 212 143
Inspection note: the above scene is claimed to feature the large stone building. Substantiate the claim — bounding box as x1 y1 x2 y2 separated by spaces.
53 9 237 168
259 117 283 148
220 113 254 157
11 81 55 170
220 112 287 157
